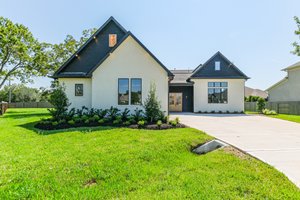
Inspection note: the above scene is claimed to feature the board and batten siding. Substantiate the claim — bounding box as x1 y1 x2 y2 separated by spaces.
192 79 245 112
268 68 300 102
91 36 169 113
58 78 92 109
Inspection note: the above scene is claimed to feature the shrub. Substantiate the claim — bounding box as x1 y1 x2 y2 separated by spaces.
137 120 146 128
156 120 162 127
58 119 66 124
175 117 180 124
84 119 90 124
170 120 177 127
121 108 130 121
256 98 266 113
143 83 164 123
98 119 105 124
91 115 100 122
52 121 58 126
68 120 75 125
48 82 70 121
74 117 81 123
81 115 89 121
113 119 122 125
123 121 131 126
107 106 120 121
262 109 277 115
132 108 144 122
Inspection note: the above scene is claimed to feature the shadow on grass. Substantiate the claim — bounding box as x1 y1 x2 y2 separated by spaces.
19 121 117 136
4 112 50 119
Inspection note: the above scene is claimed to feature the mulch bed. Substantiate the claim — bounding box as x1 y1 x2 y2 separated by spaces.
34 122 186 131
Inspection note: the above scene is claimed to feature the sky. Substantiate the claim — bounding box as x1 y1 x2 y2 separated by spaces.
1 0 300 90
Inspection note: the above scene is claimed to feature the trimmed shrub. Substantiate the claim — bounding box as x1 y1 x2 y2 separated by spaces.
137 120 146 128
68 120 75 125
156 120 162 128
98 119 105 124
170 120 177 127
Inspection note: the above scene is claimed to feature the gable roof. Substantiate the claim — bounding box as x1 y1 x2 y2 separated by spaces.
189 51 249 80
282 61 300 71
266 77 288 91
170 69 193 86
53 17 173 78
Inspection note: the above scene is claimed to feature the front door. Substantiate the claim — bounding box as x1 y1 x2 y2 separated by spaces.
169 93 183 112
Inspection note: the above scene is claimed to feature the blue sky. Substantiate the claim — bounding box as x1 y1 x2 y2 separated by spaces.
1 0 300 90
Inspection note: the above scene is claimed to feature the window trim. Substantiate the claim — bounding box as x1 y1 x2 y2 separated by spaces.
207 82 228 104
118 78 129 105
130 78 142 105
75 83 83 96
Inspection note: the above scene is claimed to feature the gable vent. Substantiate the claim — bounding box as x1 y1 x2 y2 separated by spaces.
109 34 117 47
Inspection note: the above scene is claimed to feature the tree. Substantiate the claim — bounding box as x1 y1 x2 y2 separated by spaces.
143 83 164 123
48 28 97 71
292 16 300 56
256 97 266 113
0 17 52 89
0 16 96 90
0 84 42 102
48 82 70 121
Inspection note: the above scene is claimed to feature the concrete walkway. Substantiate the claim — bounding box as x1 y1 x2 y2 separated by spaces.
171 113 300 188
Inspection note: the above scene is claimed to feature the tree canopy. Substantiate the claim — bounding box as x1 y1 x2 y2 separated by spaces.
292 16 300 56
0 16 96 90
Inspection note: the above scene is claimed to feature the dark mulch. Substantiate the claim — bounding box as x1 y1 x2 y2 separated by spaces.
34 122 186 131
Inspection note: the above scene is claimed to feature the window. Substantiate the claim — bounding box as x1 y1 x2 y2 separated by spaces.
109 34 117 47
75 84 83 96
118 79 129 105
131 79 142 105
208 82 228 103
215 61 221 71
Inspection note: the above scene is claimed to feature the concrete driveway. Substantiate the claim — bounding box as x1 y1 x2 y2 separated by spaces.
171 113 300 188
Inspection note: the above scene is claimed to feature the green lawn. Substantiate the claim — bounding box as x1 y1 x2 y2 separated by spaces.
268 114 300 124
0 109 299 199
246 111 300 124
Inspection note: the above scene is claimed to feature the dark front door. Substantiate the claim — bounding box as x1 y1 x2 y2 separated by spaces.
169 86 193 112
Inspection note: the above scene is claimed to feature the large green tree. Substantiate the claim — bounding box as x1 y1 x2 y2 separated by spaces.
0 17 51 89
0 84 41 102
0 16 96 90
292 16 300 56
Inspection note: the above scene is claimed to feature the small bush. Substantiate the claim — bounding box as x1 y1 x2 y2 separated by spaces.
98 119 105 124
92 115 100 122
137 120 146 128
143 83 163 123
156 120 162 127
84 119 90 124
262 109 277 115
52 121 58 126
113 119 122 125
68 120 75 125
170 120 177 127
123 121 131 126
175 117 180 124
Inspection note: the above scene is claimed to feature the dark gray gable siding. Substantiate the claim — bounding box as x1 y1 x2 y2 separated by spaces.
190 52 249 79
53 17 127 78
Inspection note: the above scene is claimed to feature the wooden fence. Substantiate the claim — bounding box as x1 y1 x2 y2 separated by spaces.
0 101 8 115
8 102 53 108
245 101 300 115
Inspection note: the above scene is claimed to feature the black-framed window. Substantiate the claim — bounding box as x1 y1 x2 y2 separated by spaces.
131 78 142 105
118 79 129 105
208 82 228 104
75 84 83 96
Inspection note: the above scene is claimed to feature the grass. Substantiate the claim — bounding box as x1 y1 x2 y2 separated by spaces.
0 109 299 199
246 111 300 124
268 114 300 124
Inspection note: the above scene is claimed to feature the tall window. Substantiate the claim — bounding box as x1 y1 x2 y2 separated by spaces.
131 79 142 105
215 61 221 71
208 82 228 103
109 34 117 47
118 79 129 105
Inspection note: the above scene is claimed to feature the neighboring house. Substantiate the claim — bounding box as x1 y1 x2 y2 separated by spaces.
245 86 268 99
53 17 249 113
266 61 300 102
